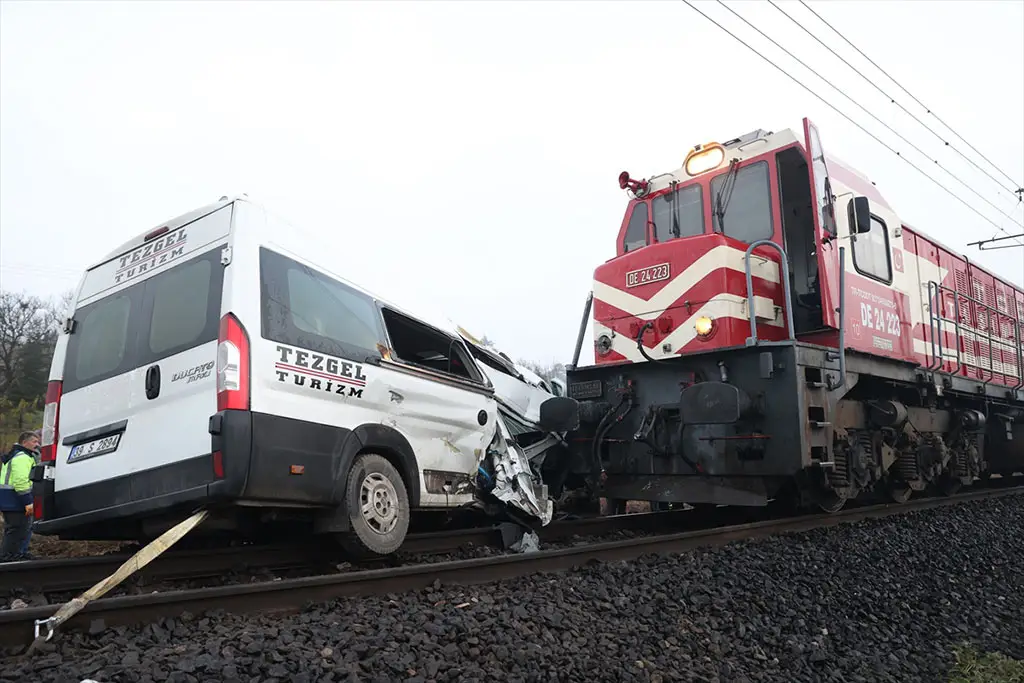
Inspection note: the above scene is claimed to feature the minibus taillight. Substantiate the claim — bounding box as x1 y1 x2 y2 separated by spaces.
40 380 62 463
217 313 250 411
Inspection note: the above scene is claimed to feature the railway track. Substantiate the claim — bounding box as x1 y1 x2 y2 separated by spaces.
1 504 761 596
3 483 1021 649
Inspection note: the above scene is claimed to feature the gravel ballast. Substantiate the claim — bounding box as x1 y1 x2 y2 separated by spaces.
2 494 1022 683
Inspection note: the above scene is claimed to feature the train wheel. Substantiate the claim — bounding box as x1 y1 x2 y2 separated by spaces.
887 484 913 504
339 453 410 558
813 490 847 514
937 475 962 497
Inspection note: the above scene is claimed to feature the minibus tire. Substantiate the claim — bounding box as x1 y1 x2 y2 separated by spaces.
339 453 410 557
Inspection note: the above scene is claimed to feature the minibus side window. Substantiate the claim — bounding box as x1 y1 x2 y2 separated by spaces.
260 247 385 362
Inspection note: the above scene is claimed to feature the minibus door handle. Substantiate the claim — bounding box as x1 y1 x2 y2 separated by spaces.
145 365 161 400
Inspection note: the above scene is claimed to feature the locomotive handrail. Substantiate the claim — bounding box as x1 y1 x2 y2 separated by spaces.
743 239 795 346
1006 315 1024 391
927 281 937 370
951 294 965 377
569 291 594 371
1015 318 1024 391
926 280 1023 389
927 282 946 373
828 246 847 392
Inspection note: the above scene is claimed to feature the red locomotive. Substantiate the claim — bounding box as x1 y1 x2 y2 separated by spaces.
560 118 1024 513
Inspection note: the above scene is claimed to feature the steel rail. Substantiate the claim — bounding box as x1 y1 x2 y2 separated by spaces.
3 484 1020 649
1 506 751 596
0 542 340 596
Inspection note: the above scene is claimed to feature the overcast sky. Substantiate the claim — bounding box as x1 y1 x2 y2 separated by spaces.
1 0 1022 366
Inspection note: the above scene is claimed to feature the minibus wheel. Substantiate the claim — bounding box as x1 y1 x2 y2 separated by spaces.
340 453 410 557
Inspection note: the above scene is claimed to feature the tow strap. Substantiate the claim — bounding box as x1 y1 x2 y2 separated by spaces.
26 508 209 654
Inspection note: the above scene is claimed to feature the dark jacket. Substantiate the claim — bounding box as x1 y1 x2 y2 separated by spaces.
0 444 36 511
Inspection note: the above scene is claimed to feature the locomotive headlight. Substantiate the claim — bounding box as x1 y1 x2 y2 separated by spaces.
694 315 715 337
684 143 726 176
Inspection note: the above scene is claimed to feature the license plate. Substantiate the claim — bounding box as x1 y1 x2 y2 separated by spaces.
625 262 670 289
67 434 122 464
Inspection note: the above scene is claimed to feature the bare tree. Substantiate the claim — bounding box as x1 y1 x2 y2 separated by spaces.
517 359 567 384
48 290 74 328
0 289 72 400
464 331 567 385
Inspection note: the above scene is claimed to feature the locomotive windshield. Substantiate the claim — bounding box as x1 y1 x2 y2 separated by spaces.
710 160 773 243
652 183 704 243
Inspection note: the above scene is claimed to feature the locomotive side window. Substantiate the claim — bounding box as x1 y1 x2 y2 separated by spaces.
851 214 892 283
807 125 836 235
623 203 649 253
710 161 773 243
653 184 704 243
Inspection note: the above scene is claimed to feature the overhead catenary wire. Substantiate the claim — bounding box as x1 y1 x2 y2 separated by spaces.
681 0 1024 247
797 0 1024 195
770 0 1024 201
714 0 1023 233
966 232 1024 251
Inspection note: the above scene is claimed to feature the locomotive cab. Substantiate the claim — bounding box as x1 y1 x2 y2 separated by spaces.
593 123 853 366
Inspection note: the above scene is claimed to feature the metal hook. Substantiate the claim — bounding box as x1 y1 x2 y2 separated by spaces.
34 616 55 642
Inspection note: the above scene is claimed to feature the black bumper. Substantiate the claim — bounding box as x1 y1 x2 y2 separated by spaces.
32 480 235 535
32 410 359 535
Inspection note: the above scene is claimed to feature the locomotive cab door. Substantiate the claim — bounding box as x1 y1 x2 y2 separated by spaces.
802 117 841 331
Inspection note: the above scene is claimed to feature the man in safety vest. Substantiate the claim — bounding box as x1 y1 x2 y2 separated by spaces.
17 430 41 556
1 430 40 561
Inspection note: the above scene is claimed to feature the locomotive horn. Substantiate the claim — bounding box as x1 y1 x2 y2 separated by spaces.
618 171 650 196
